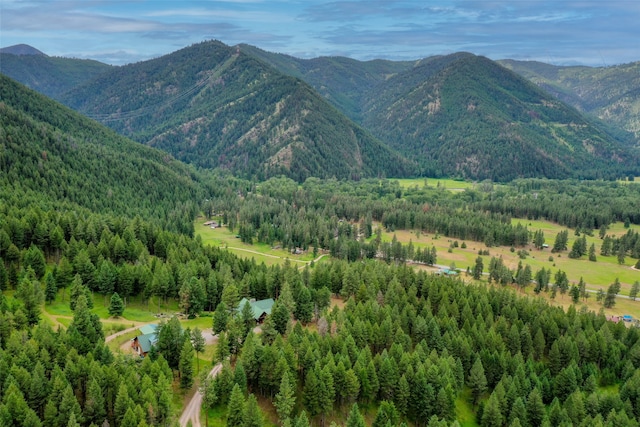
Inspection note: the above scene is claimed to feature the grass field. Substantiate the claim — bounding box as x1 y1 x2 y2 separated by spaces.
391 177 478 191
376 219 640 318
195 219 320 267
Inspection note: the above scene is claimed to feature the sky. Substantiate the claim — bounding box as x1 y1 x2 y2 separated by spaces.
1 0 639 66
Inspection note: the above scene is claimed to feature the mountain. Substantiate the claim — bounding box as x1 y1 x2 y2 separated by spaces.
239 44 414 122
0 74 203 232
61 40 415 181
360 54 636 181
0 43 46 56
499 59 640 141
0 47 112 98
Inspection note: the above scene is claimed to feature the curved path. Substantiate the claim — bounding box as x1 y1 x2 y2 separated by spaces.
179 363 223 427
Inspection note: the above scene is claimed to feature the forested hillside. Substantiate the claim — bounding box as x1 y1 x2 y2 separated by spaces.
239 44 415 122
0 74 203 234
0 50 111 99
361 54 636 181
500 59 640 141
60 40 415 181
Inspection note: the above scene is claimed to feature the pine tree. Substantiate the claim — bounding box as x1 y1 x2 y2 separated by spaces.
473 256 484 280
216 331 230 363
630 281 640 301
526 388 545 427
179 339 194 389
44 271 57 304
275 370 296 423
84 377 107 425
16 273 44 325
191 327 206 373
213 301 230 334
588 243 597 261
67 294 104 354
108 292 125 317
604 278 621 308
227 384 246 427
346 403 366 427
469 358 488 405
481 395 503 427
244 394 263 427
372 401 400 427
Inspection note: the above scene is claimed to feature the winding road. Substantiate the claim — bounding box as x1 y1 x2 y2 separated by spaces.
179 363 223 427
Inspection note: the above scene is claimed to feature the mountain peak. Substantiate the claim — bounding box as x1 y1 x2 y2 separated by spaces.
0 44 47 56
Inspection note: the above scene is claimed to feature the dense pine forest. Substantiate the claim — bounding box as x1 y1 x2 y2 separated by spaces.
2 54 640 427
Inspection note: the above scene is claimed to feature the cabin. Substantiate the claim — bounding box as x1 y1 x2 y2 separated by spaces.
237 298 275 324
203 220 219 228
131 324 158 357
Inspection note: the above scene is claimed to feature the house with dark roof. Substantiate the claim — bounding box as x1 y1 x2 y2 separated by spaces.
237 298 275 324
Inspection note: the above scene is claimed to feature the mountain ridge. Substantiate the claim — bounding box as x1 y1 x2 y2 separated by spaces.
60 40 415 181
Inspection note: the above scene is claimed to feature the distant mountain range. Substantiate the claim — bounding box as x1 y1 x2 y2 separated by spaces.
0 45 111 98
2 42 638 181
499 59 640 141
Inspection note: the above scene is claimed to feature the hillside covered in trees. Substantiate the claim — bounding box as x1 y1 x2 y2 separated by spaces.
499 59 640 141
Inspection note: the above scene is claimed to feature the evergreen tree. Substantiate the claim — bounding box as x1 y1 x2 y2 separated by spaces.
179 339 195 389
346 403 366 427
552 230 568 252
604 278 621 308
469 358 488 405
588 243 597 261
16 273 44 325
271 301 290 335
526 388 545 427
601 236 612 256
568 284 579 303
481 395 503 427
84 378 106 425
155 316 185 369
227 384 246 427
213 301 230 334
108 292 125 317
44 271 57 304
191 327 206 373
473 256 484 280
372 401 400 427
630 281 640 301
244 394 263 427
275 370 296 423
534 230 545 250
67 294 103 354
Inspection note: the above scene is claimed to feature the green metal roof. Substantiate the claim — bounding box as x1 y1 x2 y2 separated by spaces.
139 324 158 335
238 298 275 320
136 333 157 353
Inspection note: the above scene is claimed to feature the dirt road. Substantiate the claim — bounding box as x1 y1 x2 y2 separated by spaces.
179 363 223 427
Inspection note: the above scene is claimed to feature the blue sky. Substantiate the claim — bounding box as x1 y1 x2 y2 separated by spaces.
1 1 638 66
